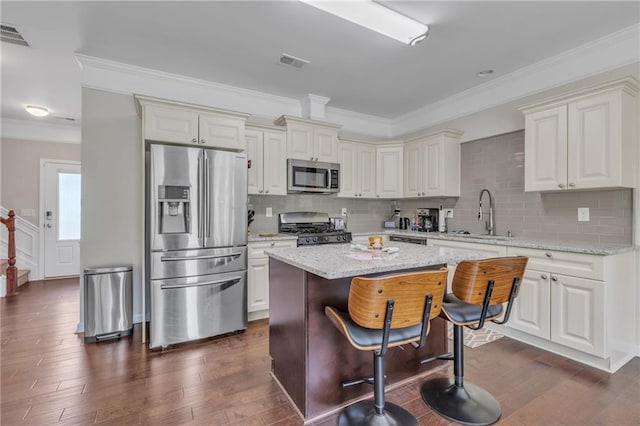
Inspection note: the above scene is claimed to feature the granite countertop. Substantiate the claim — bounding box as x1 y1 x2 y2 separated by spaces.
248 234 298 243
265 241 488 280
352 231 633 256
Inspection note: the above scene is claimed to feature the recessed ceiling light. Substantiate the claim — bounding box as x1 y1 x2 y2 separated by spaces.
25 105 49 117
476 69 494 78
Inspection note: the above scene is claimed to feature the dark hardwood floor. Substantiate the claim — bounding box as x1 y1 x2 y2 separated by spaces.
2 278 639 425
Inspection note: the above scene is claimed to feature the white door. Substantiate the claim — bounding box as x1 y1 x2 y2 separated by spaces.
42 161 81 277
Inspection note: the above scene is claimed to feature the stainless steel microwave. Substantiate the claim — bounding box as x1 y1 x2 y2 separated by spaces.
287 159 340 194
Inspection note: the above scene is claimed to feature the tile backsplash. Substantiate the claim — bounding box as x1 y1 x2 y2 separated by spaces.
249 130 632 244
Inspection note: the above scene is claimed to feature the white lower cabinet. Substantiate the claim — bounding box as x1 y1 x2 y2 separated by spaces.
427 239 507 292
503 246 634 372
247 239 297 320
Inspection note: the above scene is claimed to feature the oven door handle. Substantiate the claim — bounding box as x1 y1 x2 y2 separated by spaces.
160 276 242 290
160 252 243 262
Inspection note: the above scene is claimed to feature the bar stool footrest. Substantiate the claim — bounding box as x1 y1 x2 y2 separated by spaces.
338 400 418 426
420 377 501 426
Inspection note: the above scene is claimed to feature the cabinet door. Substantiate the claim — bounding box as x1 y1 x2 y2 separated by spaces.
568 91 621 189
199 113 246 151
358 144 377 198
403 142 423 197
248 257 269 313
144 104 199 144
287 123 314 161
524 106 568 191
376 146 403 198
314 127 338 162
262 131 287 195
246 129 263 195
550 274 605 357
338 141 358 197
507 269 551 339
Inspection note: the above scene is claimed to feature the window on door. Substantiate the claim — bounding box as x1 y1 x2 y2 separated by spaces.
58 172 81 241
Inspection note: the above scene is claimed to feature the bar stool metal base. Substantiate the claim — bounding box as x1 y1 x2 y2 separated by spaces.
338 400 418 426
420 377 501 426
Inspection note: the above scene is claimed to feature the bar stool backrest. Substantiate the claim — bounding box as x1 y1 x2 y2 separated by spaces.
348 268 448 330
452 256 528 305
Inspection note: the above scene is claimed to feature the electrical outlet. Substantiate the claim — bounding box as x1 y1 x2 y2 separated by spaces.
266 207 272 218
578 207 589 222
341 208 348 216
445 209 454 218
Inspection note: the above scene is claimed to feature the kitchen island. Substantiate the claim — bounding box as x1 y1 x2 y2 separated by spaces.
266 242 487 422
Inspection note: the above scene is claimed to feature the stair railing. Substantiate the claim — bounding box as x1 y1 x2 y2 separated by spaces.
1 210 17 296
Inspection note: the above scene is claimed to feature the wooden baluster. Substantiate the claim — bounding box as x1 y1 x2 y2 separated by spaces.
1 210 17 296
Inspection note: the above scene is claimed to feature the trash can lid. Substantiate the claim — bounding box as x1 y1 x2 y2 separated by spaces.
84 265 133 275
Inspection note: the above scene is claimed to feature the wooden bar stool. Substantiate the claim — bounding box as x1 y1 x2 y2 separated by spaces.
420 256 528 426
325 268 448 426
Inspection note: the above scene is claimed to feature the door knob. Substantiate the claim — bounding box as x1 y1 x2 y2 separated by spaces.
45 223 52 228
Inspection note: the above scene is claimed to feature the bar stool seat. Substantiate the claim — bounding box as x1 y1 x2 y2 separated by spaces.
421 256 528 426
325 268 448 426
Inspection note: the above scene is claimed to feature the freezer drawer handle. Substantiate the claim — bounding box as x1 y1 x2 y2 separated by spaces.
160 276 242 290
160 252 243 262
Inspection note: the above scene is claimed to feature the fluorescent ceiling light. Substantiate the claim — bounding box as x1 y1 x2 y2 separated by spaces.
300 0 429 46
25 105 49 117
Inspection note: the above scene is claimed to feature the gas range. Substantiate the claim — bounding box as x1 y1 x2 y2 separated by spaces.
278 212 352 246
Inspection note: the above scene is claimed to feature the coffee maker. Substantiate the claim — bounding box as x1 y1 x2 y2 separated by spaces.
416 208 439 232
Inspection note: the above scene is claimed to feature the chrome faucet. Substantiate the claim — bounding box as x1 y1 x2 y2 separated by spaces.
478 188 494 235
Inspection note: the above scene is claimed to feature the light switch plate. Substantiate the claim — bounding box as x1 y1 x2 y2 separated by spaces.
578 207 589 222
341 208 348 216
266 207 272 218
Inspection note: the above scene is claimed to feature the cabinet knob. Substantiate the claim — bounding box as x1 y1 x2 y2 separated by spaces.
541 273 548 279
265 190 269 194
376 195 380 198
259 189 263 193
270 242 275 247
422 192 425 196
545 252 552 258
417 192 421 196
200 139 205 144
310 157 314 161
568 182 576 188
551 275 558 282
192 138 198 143
558 184 566 188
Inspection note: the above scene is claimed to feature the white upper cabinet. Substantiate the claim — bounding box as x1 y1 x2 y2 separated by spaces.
274 115 341 163
376 144 403 198
403 130 462 197
137 96 249 151
246 126 287 196
338 139 376 198
522 77 638 192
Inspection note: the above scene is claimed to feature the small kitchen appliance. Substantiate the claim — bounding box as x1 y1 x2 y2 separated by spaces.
287 159 340 194
279 212 352 246
416 208 439 232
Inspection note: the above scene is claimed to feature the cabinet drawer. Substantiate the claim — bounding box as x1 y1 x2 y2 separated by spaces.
428 239 508 257
248 240 297 258
508 247 603 280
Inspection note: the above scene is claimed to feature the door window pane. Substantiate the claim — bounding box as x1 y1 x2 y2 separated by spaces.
58 172 81 240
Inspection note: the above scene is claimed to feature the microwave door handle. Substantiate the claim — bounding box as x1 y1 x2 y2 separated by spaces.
160 276 242 290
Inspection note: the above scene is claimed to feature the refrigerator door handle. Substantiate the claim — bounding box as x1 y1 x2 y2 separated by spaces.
160 252 243 262
160 276 242 290
205 153 211 238
197 152 203 240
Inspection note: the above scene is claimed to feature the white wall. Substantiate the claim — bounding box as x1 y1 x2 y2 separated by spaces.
80 88 142 330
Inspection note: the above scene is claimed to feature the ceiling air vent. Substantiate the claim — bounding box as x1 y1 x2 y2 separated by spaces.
1 24 29 47
279 53 309 69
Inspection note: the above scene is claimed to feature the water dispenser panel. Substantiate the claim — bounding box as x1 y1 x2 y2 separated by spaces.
158 185 191 234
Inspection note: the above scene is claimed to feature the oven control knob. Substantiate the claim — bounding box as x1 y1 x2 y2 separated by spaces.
312 237 318 242
305 238 311 244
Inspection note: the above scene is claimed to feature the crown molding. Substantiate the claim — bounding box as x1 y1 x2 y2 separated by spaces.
1 118 81 144
325 106 392 138
392 23 640 137
75 54 302 118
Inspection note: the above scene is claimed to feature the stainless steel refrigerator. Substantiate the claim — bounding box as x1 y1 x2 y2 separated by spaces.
146 143 247 349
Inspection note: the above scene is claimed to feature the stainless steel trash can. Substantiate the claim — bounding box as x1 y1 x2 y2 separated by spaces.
84 266 133 342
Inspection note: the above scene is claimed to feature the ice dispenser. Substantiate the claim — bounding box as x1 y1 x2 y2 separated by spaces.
158 185 190 234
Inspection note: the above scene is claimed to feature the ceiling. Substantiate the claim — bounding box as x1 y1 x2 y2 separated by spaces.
2 1 639 129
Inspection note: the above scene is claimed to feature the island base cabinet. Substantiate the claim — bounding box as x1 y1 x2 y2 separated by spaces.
268 259 448 421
